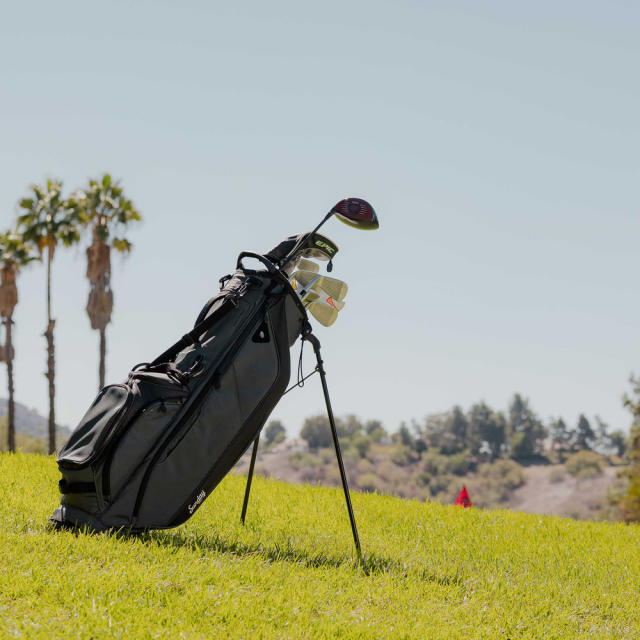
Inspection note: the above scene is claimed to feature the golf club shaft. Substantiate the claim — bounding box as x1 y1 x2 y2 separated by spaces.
278 210 333 273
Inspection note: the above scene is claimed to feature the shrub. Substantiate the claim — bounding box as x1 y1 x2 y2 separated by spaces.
422 450 471 477
264 420 286 446
428 473 455 497
565 451 604 478
368 426 388 443
356 458 374 474
549 467 566 484
357 473 380 493
300 415 332 449
390 445 420 466
289 452 321 471
351 434 372 459
478 459 526 490
467 460 527 506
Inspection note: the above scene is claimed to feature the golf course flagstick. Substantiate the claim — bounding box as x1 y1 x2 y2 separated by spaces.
240 326 362 560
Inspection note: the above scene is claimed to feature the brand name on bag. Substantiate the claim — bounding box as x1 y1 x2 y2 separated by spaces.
188 490 206 514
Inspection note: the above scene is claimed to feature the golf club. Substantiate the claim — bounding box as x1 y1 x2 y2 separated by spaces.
290 271 348 303
306 301 339 327
279 197 378 273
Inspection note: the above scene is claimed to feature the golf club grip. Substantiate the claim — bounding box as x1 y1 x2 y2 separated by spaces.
236 252 278 273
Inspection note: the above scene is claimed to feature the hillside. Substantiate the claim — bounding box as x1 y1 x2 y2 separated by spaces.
0 397 70 438
236 442 623 521
1 453 639 638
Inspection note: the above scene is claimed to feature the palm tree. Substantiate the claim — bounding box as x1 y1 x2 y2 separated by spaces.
17 179 81 454
0 232 36 452
68 174 141 389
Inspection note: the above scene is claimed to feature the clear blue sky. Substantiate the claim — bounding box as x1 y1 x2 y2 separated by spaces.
0 1 638 437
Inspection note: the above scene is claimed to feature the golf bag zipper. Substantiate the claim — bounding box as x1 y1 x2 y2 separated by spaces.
130 297 269 524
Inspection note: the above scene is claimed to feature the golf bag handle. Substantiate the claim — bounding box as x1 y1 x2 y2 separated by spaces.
236 252 278 274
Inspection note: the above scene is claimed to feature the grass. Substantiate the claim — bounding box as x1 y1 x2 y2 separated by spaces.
1 453 639 638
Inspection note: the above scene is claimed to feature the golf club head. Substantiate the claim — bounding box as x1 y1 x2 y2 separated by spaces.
283 257 320 278
303 289 346 311
332 198 379 230
296 258 320 273
290 271 348 302
307 301 339 327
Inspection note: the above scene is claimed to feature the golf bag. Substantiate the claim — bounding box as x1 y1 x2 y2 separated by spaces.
50 252 307 532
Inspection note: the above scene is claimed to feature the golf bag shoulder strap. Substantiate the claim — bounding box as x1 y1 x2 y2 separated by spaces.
150 299 234 366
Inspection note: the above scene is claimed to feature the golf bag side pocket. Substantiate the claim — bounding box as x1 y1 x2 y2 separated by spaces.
57 384 132 470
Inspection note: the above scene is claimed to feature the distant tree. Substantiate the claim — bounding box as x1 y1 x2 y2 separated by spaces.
17 179 82 454
422 408 468 455
574 414 595 451
264 420 286 446
449 406 469 450
0 232 36 452
592 416 624 456
364 419 382 436
620 376 640 521
394 422 413 448
609 430 627 458
364 419 387 443
300 414 332 450
68 174 142 388
468 402 505 460
422 413 448 451
507 394 546 459
549 417 572 454
351 434 371 458
337 414 363 440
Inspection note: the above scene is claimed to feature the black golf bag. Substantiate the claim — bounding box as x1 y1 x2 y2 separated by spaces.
50 252 308 532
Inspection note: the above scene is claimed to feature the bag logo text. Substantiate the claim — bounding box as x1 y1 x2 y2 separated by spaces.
188 490 206 514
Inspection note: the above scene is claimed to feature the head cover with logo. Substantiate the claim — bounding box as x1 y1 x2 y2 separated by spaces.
264 232 338 274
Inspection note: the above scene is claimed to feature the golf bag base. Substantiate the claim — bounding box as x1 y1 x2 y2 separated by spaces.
49 504 110 533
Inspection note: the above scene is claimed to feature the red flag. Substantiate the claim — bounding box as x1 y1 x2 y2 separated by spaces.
454 485 472 508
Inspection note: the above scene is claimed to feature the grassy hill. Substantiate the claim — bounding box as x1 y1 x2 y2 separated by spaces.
1 453 639 638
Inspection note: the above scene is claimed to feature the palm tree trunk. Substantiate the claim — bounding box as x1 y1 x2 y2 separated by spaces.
99 327 106 389
45 248 56 455
5 317 15 453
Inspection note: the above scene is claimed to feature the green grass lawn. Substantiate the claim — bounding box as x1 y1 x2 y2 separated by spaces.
1 453 639 639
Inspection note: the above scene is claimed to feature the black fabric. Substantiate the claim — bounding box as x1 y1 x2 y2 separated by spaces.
50 260 307 533
59 480 95 494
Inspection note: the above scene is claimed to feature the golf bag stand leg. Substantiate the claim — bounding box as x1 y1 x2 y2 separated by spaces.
240 434 260 525
239 329 362 559
305 330 362 559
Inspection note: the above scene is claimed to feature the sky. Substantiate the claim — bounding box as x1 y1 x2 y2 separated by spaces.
0 1 638 438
